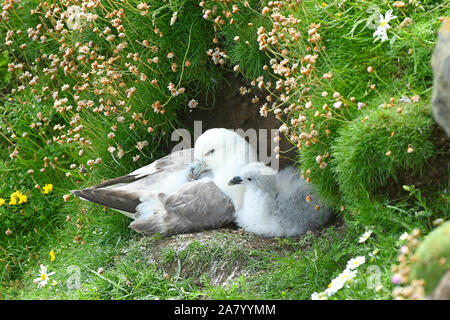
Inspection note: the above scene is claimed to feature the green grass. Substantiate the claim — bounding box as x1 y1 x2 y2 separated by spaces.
0 0 449 300
5 209 424 300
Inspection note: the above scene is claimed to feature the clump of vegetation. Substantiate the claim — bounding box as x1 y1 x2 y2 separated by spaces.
412 221 450 294
390 227 427 300
390 221 450 300
331 103 436 224
1 0 223 177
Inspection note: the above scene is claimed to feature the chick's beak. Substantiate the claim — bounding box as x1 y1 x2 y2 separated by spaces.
228 176 243 186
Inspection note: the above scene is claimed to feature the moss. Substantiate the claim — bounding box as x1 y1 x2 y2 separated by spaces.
412 222 450 294
332 103 435 205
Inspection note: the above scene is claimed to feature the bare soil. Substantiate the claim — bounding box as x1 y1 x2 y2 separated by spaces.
177 72 297 169
381 124 450 200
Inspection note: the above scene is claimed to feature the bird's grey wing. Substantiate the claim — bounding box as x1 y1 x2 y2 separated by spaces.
88 148 196 189
129 180 235 237
71 188 140 217
70 148 209 216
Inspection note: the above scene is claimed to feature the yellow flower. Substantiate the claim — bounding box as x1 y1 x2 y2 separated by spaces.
49 250 55 261
0 198 5 206
18 193 27 204
42 184 53 194
9 196 17 205
8 190 28 205
9 191 27 205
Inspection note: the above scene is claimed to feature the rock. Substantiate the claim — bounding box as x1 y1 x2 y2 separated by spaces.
411 221 450 294
432 18 450 138
431 270 450 300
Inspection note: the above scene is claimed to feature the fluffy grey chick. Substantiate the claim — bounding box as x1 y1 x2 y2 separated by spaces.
228 162 333 237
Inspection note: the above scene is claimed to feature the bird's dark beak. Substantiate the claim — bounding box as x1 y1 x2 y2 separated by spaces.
190 161 206 179
228 176 243 186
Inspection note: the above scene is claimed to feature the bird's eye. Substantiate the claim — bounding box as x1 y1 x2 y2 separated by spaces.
247 178 252 181
205 149 215 156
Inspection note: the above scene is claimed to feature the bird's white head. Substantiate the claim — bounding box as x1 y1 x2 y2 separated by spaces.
190 129 258 210
191 128 257 177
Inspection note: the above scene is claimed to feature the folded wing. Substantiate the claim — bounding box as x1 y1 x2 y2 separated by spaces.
130 179 235 237
70 148 208 218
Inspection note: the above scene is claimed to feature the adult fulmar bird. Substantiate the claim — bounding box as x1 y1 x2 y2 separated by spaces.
71 128 257 237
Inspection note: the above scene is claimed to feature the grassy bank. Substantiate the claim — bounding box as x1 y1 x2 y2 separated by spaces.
0 0 449 300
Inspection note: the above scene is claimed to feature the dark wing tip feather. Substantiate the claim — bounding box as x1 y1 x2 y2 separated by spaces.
70 189 81 196
71 187 140 214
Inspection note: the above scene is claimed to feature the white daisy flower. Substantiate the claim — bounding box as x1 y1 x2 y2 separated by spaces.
33 264 55 288
337 268 358 284
325 273 349 296
316 255 367 298
324 281 343 296
346 256 366 270
373 10 397 42
359 229 373 243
